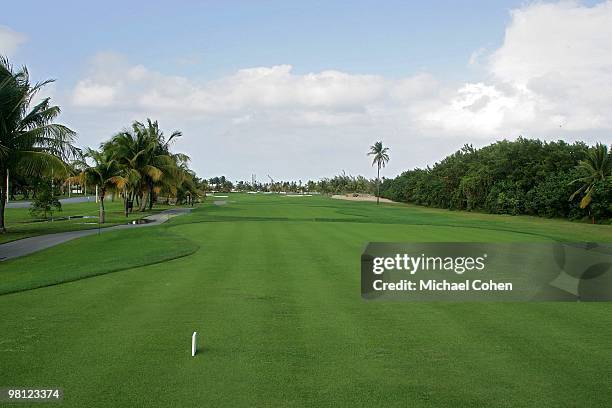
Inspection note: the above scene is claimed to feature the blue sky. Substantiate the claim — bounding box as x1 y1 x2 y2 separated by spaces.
7 0 518 80
2 1 611 180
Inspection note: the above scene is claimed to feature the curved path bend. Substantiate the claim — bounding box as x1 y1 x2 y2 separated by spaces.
0 208 192 262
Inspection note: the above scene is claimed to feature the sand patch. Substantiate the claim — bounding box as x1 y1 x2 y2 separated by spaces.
331 194 396 203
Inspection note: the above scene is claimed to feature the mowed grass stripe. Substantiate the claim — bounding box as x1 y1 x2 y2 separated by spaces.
0 226 199 295
280 221 393 406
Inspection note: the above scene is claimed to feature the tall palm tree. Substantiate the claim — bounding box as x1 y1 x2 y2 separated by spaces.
74 148 126 223
141 119 185 210
104 126 153 215
106 121 159 210
0 56 78 232
570 143 611 223
103 119 186 213
368 141 390 205
158 155 198 205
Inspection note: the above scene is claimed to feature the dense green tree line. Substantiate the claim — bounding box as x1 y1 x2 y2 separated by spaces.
379 138 611 223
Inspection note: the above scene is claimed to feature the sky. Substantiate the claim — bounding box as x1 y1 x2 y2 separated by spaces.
2 0 611 181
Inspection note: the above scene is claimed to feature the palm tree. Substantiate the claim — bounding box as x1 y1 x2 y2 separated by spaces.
140 119 185 210
74 148 126 223
570 143 611 223
103 119 186 213
104 126 152 215
0 56 78 233
160 157 199 205
368 141 390 205
106 122 159 210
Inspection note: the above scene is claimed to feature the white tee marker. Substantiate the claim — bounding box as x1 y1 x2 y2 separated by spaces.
191 331 197 357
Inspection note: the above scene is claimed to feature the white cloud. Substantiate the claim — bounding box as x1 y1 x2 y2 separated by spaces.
231 114 252 125
0 25 26 56
70 53 428 125
427 1 612 135
138 64 388 115
72 80 117 107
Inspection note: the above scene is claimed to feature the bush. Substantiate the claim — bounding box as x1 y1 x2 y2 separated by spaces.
378 138 610 222
29 185 61 219
591 180 612 222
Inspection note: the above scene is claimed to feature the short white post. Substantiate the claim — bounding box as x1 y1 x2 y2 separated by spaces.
95 185 99 203
191 331 197 357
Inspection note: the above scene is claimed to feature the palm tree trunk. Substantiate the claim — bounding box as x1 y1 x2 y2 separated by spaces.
139 189 148 212
0 169 6 233
148 182 154 210
99 188 106 224
376 164 380 205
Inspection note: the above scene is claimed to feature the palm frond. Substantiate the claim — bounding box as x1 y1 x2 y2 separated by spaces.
13 150 69 178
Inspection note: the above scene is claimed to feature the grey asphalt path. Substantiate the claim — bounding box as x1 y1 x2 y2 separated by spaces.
6 196 96 208
0 208 193 262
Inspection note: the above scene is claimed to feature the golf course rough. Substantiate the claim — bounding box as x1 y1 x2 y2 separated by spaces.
1 193 611 407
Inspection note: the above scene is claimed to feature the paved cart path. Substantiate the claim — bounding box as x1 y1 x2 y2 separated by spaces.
0 208 192 261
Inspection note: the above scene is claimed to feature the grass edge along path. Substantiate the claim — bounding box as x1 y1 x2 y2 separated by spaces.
0 225 200 295
0 200 181 245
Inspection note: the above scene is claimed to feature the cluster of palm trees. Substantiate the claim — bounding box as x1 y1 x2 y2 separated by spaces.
0 56 200 232
71 119 199 223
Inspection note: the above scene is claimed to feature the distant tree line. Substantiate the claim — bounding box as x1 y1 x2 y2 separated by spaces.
207 172 377 195
310 173 376 195
379 138 611 223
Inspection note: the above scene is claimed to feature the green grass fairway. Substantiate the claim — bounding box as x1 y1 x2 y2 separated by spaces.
1 194 611 407
0 227 199 295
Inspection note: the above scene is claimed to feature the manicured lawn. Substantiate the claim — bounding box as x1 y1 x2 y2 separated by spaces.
1 200 173 244
0 227 199 295
0 194 610 407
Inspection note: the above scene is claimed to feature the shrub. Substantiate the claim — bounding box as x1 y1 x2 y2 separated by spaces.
29 184 61 219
